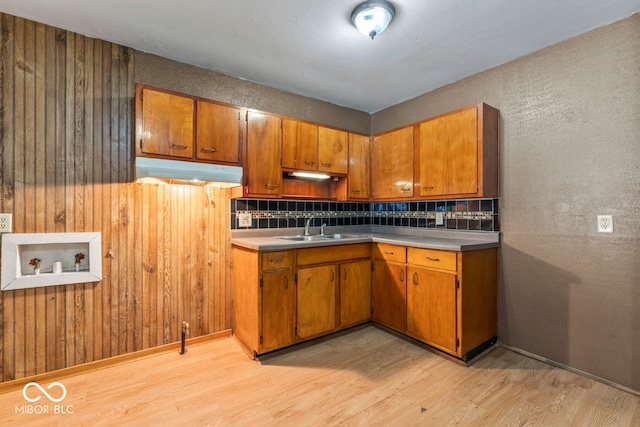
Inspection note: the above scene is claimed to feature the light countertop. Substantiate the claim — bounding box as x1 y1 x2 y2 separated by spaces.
231 227 500 252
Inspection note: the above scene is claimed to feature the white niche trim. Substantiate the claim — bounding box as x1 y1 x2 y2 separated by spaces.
1 232 102 290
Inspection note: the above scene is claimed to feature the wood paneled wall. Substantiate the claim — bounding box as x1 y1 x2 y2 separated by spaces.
0 14 233 382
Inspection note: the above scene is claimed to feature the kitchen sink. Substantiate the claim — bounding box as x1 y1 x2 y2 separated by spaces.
274 234 361 241
274 235 322 241
319 234 361 239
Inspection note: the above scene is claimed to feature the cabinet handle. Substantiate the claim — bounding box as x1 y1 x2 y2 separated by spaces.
400 187 412 192
321 162 331 167
331 269 335 282
285 276 288 289
170 143 189 150
399 270 404 282
200 147 217 153
422 186 434 190
413 272 418 285
265 184 277 189
343 269 347 280
270 258 284 263
304 160 315 166
384 251 394 255
352 190 361 193
426 257 440 262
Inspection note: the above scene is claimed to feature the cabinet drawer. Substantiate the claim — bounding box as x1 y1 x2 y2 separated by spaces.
372 244 406 263
261 251 292 271
297 243 370 266
408 248 457 271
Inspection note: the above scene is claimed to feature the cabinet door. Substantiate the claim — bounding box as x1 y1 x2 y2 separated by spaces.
418 106 478 197
282 119 318 171
372 260 406 332
245 112 282 196
407 267 458 354
318 127 348 175
140 88 194 158
339 259 371 327
297 265 337 339
262 270 294 352
196 101 240 164
348 133 370 199
371 126 414 199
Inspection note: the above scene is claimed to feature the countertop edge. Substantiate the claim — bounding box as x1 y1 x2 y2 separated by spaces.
231 233 500 252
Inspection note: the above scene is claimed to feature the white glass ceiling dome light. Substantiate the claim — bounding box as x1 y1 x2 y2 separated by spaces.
351 0 395 40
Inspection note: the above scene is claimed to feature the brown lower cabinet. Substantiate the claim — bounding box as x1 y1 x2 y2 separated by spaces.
233 243 371 357
373 243 498 360
233 242 497 361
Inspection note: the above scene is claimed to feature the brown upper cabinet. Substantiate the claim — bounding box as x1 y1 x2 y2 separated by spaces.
282 119 318 171
135 84 241 165
371 126 414 199
137 86 194 158
244 111 282 197
318 127 348 175
416 103 499 199
282 119 349 175
196 100 241 164
348 133 371 199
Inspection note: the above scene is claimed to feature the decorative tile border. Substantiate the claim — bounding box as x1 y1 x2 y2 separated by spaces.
231 198 499 232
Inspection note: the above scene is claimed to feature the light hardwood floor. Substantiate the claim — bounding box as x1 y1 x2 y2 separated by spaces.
1 325 638 426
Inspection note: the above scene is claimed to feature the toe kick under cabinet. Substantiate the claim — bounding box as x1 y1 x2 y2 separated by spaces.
232 243 371 358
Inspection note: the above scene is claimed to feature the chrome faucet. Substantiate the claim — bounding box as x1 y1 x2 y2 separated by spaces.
321 223 326 235
304 217 314 236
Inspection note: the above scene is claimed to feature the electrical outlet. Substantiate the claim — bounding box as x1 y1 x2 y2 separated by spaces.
435 212 444 226
597 215 613 233
0 213 12 233
238 213 252 227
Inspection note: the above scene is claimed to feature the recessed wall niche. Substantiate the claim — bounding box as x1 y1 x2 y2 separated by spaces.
1 232 102 290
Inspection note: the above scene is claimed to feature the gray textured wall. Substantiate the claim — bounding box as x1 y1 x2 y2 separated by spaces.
135 52 371 135
373 14 640 391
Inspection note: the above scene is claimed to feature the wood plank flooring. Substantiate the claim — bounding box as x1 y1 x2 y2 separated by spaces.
1 325 638 426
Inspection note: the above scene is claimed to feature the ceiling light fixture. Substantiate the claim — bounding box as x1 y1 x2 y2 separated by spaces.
351 0 395 40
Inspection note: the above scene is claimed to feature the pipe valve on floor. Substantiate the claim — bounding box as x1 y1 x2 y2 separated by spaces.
180 321 190 355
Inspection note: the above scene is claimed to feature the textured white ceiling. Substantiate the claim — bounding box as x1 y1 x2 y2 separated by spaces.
1 0 638 113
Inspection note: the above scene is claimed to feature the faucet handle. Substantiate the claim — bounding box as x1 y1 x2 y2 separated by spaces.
321 223 327 235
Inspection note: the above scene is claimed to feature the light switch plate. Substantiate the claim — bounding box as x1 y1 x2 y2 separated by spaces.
238 213 252 227
0 213 12 233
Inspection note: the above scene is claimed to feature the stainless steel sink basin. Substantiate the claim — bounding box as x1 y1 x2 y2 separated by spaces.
274 234 361 241
274 235 322 241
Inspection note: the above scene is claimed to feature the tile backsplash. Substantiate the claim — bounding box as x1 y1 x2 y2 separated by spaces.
231 198 499 232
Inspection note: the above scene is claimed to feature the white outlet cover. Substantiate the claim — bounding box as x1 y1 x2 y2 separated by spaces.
0 213 12 233
238 213 252 227
435 212 444 226
597 215 613 233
